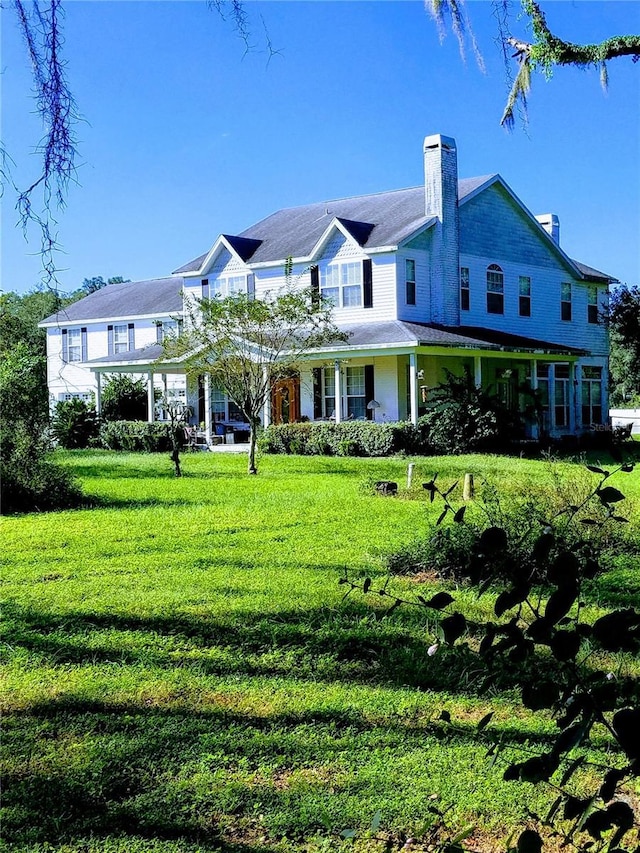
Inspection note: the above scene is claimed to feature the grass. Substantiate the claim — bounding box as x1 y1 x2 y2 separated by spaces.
2 449 639 852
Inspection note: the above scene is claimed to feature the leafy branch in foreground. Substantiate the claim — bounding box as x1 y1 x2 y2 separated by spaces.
342 461 639 851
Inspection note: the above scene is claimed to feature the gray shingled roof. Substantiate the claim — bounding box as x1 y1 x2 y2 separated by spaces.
39 277 184 326
571 261 616 284
322 321 586 355
87 343 166 365
173 177 494 273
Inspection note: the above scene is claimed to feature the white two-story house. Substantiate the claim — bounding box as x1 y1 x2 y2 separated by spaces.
40 133 614 440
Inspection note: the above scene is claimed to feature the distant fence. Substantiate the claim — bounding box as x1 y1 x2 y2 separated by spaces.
609 408 640 435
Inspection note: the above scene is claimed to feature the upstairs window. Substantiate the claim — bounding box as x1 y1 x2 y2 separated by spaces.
320 262 362 308
460 267 470 311
212 275 245 297
519 276 531 317
67 328 82 362
114 324 129 353
405 259 416 306
588 287 599 324
486 264 504 314
561 282 572 321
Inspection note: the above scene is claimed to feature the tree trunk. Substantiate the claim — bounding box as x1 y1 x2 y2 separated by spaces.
248 421 259 475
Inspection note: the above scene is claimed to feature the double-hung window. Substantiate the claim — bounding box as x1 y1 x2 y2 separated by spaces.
519 276 531 317
486 264 504 314
67 328 82 362
588 287 599 324
554 364 571 427
211 275 246 297
405 259 416 306
460 267 470 311
561 282 572 321
113 324 129 353
582 366 603 425
62 327 87 362
346 366 366 419
320 263 362 308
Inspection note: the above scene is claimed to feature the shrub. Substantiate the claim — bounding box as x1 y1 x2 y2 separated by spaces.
419 368 521 454
101 375 148 421
99 420 175 452
51 398 101 449
387 471 632 583
1 425 82 514
259 420 432 457
0 345 82 514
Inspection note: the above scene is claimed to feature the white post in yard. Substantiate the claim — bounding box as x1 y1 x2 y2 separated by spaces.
474 355 482 389
147 371 155 423
463 473 474 501
203 373 212 443
407 463 415 489
334 360 342 423
409 352 418 425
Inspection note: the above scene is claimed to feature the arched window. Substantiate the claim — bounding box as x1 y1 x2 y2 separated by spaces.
486 264 504 314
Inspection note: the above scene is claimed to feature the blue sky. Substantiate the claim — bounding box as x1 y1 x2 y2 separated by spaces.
2 1 639 294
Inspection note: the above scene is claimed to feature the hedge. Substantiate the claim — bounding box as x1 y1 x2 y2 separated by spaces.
258 420 431 457
99 420 176 452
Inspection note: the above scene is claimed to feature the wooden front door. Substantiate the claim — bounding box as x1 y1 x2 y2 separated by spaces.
271 377 300 424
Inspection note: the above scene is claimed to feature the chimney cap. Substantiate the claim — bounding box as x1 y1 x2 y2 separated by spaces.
424 133 457 152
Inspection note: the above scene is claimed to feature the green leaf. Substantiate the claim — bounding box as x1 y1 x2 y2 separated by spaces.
586 465 608 475
369 810 382 832
436 508 448 525
453 505 466 523
544 583 578 625
598 486 625 504
424 591 454 610
516 829 543 853
477 711 494 731
479 526 508 553
560 755 585 786
440 612 466 644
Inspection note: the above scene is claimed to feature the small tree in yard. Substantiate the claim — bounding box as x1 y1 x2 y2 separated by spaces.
166 282 344 474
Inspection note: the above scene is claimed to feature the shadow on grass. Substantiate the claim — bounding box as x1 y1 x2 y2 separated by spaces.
2 694 566 849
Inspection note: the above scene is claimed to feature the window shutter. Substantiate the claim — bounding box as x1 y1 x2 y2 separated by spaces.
363 259 373 308
81 328 88 361
61 329 68 363
247 273 255 300
310 266 320 307
156 323 163 344
312 368 322 419
364 364 375 419
107 325 114 355
202 279 209 300
128 323 135 351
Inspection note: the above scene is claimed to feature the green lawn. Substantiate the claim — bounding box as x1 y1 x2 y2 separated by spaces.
2 450 639 853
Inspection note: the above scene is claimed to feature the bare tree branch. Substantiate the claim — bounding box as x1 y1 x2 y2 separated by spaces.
13 0 80 287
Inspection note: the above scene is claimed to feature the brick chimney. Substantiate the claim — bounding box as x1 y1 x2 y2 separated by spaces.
535 213 560 244
424 134 459 325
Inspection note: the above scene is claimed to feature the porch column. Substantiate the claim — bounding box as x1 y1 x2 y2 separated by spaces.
409 352 418 425
147 371 155 423
262 364 271 427
530 359 539 439
162 373 168 401
334 360 342 423
95 372 102 417
474 355 482 389
569 362 576 432
203 372 212 442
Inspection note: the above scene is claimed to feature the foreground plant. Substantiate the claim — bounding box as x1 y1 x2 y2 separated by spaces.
342 461 640 851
